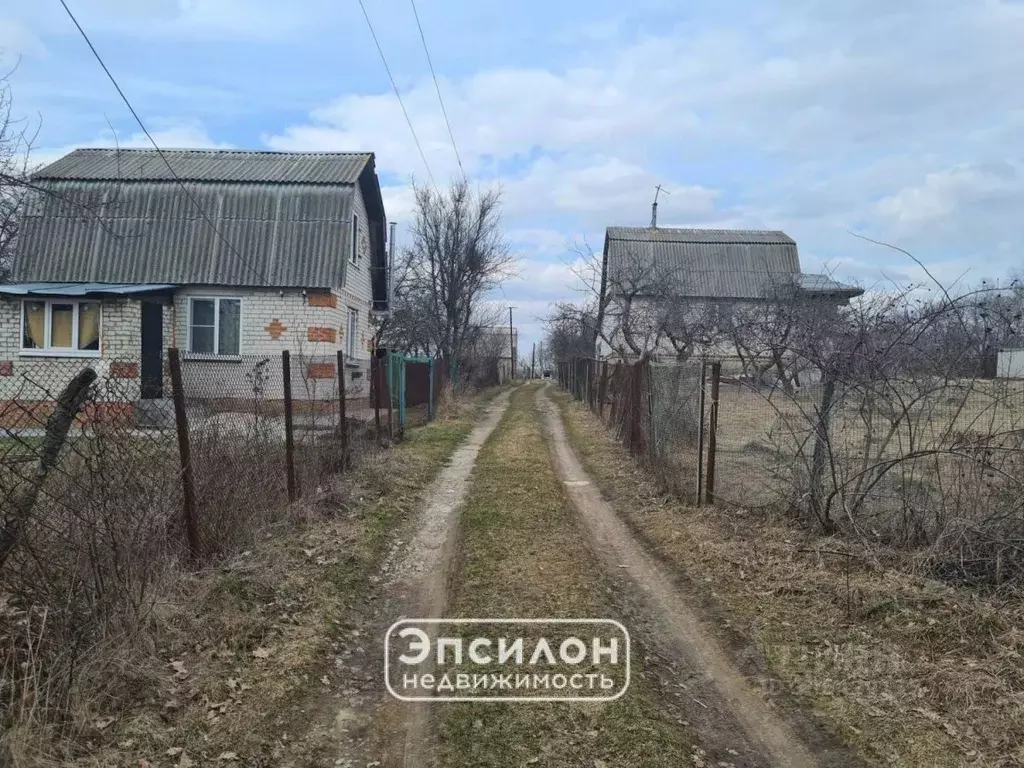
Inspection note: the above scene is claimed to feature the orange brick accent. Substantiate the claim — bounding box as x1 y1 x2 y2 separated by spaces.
307 326 337 343
109 361 138 379
265 318 287 340
308 292 337 308
0 361 12 376
307 363 336 380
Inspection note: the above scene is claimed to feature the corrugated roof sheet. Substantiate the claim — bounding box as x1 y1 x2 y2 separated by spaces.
15 180 357 288
798 273 863 297
606 227 795 245
0 282 176 296
604 227 801 300
33 148 373 185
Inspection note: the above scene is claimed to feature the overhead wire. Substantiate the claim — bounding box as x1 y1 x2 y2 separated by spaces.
57 0 274 286
356 0 438 188
408 0 466 180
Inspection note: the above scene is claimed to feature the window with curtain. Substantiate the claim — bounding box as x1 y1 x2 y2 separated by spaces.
188 297 241 355
21 300 102 355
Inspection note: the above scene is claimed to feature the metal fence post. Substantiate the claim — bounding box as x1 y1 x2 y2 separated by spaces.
705 361 721 504
597 361 608 419
282 350 297 502
337 350 349 469
372 354 382 434
168 348 201 559
387 354 395 440
809 372 837 532
428 358 435 421
696 360 707 506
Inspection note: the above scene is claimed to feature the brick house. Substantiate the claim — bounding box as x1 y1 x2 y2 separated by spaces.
0 149 389 424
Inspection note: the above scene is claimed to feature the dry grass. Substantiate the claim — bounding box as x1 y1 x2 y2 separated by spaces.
555 389 1024 768
0 390 497 767
437 385 700 768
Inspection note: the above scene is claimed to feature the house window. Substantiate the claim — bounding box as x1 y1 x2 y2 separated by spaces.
346 307 358 358
350 214 359 265
188 297 241 356
21 299 101 355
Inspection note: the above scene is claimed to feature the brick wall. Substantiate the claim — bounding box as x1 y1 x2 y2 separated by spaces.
0 296 144 410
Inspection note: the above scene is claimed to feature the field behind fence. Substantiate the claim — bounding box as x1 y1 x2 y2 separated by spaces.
558 357 1024 587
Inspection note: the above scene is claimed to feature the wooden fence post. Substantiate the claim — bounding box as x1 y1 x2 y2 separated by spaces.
0 367 99 570
705 361 721 504
168 348 201 560
337 350 349 469
695 360 707 506
282 350 297 502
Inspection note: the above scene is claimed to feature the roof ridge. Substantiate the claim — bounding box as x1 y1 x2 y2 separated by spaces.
70 147 372 156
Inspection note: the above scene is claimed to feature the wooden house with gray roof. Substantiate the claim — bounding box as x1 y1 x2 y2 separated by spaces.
597 226 862 360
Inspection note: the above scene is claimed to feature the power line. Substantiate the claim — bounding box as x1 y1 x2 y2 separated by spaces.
356 0 437 188
409 0 465 179
57 0 272 286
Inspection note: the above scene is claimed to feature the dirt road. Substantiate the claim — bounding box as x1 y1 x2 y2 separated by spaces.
373 388 514 767
351 384 858 767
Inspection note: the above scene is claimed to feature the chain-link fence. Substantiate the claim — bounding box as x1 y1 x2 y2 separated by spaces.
559 356 1024 585
0 347 434 736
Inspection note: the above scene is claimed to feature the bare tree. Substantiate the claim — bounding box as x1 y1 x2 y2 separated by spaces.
555 239 716 362
383 180 515 367
0 69 38 282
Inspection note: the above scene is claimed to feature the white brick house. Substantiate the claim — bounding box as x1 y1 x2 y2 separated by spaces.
0 149 389 425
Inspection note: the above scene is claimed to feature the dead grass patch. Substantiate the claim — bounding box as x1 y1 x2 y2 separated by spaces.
553 389 1024 768
2 392 495 767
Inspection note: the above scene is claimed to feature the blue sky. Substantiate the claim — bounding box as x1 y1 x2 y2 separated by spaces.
4 0 1024 352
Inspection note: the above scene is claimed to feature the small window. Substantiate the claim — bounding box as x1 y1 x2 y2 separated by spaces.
21 299 101 355
350 214 359 265
346 307 358 358
189 297 241 356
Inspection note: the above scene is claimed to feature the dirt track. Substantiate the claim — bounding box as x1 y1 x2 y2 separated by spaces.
535 384 859 768
354 384 860 767
378 388 513 767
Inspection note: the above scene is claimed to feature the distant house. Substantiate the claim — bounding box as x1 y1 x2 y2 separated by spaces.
597 227 863 360
472 325 518 383
0 148 389 423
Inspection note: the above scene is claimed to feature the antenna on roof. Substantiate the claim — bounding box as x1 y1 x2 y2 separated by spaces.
651 184 670 228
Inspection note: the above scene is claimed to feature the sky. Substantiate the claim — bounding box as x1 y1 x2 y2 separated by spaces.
3 0 1024 354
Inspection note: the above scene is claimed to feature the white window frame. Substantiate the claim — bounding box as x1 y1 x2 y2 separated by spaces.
187 296 243 357
19 299 103 357
346 306 358 358
350 213 359 266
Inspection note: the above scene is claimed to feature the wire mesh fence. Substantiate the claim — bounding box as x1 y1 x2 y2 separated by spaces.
559 356 1024 585
0 347 447 734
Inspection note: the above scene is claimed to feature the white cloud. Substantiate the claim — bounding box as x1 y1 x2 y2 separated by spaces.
31 121 233 169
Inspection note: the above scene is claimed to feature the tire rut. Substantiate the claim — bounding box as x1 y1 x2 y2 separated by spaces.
536 385 860 768
376 388 514 768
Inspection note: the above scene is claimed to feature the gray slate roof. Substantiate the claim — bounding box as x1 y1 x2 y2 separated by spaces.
603 227 860 300
34 148 373 185
16 150 381 289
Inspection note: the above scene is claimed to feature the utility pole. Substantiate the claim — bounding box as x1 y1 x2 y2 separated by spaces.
531 342 536 379
508 306 516 380
387 221 397 314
